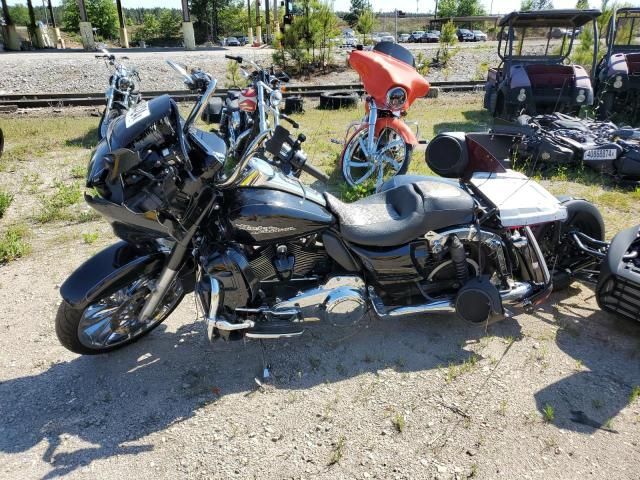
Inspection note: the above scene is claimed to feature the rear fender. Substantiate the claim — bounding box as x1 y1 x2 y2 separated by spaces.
60 241 167 309
374 117 418 146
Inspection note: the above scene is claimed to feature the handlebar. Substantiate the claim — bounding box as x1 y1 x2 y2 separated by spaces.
225 54 243 63
300 161 330 183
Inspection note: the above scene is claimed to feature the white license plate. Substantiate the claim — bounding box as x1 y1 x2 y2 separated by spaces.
583 148 617 161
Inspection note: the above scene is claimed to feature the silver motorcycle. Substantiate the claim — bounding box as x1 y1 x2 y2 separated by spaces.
95 46 141 139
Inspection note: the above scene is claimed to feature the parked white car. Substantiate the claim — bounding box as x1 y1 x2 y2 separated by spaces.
381 34 396 43
473 30 488 41
398 33 410 42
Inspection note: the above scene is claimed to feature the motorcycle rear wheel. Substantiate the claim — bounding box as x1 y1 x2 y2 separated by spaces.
55 273 184 355
536 198 605 291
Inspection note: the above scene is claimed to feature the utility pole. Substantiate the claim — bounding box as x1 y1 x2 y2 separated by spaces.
265 0 270 43
395 10 399 41
247 0 253 44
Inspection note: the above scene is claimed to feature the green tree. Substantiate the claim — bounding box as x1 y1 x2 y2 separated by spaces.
437 0 457 18
344 0 366 27
7 4 30 26
158 10 181 39
576 0 590 9
137 13 160 41
314 1 339 68
356 7 374 43
87 0 119 39
520 0 554 10
439 20 458 64
457 0 486 17
61 0 118 39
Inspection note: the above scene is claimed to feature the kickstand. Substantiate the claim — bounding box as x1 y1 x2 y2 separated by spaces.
257 340 271 382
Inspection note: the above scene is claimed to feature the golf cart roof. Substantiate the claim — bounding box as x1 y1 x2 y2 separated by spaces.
499 9 601 28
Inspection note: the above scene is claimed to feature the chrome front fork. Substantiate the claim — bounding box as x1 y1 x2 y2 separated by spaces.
366 99 378 157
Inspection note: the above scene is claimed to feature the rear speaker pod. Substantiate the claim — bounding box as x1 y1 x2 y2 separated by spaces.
455 276 504 325
426 132 469 178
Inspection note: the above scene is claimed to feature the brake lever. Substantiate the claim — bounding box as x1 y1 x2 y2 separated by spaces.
281 114 299 129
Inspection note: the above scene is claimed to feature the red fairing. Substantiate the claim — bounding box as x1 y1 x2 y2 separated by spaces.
348 50 430 110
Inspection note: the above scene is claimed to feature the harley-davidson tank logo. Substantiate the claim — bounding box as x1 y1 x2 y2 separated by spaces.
236 224 296 234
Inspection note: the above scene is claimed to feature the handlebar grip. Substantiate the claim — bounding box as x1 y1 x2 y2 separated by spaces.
224 55 243 63
301 162 329 183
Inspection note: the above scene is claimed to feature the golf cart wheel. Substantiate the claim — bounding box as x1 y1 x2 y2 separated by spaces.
319 91 359 110
535 198 605 291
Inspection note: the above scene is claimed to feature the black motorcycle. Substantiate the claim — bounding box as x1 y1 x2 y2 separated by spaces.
55 60 602 356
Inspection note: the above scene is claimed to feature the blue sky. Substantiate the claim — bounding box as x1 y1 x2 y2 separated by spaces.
6 0 640 15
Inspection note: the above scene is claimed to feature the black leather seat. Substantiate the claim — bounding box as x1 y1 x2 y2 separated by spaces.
324 179 475 247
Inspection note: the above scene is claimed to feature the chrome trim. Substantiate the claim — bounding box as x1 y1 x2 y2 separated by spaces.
218 129 272 189
524 226 551 285
246 331 304 339
499 281 534 305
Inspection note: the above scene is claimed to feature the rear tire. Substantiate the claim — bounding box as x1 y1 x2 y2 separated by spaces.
536 198 605 291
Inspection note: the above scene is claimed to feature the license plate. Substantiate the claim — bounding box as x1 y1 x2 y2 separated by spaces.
584 148 617 161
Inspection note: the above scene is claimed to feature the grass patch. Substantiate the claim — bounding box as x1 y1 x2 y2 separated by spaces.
328 435 346 465
0 224 31 263
71 164 87 179
445 354 479 383
82 232 99 244
0 190 13 218
629 386 640 405
37 182 82 223
392 413 406 433
542 403 555 423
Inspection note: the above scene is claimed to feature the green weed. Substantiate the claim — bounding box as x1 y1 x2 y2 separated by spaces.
392 413 406 433
328 435 346 465
37 182 82 223
542 403 555 423
629 386 640 405
0 190 13 218
82 232 99 244
0 224 31 263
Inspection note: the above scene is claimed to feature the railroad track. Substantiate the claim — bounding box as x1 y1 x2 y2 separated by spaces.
0 81 485 109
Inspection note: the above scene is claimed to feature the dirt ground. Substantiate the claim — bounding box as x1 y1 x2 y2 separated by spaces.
1 95 640 479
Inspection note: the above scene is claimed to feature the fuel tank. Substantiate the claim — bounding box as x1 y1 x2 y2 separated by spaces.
226 188 334 244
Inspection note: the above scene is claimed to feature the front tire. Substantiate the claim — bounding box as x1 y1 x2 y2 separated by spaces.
55 274 184 355
340 126 411 190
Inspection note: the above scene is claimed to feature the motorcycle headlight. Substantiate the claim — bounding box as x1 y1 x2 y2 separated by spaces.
117 77 131 90
576 89 586 103
386 87 407 111
517 88 526 103
270 90 283 107
614 75 623 89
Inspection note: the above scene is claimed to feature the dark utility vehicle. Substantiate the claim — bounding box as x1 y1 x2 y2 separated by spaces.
484 9 600 119
595 8 640 123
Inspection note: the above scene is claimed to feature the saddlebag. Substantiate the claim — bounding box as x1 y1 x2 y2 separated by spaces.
596 225 640 322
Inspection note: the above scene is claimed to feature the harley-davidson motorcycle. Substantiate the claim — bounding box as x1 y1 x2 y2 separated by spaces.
340 42 429 191
55 56 602 356
200 55 294 163
95 46 141 140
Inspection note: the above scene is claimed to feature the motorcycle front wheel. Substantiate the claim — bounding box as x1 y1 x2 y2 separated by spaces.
55 273 184 355
340 126 411 190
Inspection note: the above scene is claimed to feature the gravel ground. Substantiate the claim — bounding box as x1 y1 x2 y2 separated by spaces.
0 43 500 95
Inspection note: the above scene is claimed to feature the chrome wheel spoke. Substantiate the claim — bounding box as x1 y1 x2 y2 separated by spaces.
77 276 183 350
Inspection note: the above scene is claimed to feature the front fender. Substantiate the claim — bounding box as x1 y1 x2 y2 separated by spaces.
374 118 418 146
60 241 166 309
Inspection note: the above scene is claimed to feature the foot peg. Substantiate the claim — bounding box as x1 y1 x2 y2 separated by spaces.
246 320 304 339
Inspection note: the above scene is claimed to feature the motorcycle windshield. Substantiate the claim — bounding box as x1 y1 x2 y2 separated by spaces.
349 50 429 109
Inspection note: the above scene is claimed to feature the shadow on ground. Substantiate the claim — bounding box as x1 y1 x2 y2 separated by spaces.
534 289 640 433
65 127 100 149
0 312 520 479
